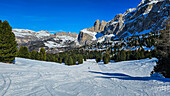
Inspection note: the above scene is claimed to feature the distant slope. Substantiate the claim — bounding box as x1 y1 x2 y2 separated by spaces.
0 58 169 96
13 29 79 53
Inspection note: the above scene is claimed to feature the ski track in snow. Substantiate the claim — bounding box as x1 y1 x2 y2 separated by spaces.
0 57 170 96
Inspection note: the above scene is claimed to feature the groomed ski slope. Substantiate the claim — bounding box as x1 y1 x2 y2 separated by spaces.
0 58 169 96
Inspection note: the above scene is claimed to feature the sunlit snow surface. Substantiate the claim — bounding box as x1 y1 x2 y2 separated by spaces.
0 58 170 96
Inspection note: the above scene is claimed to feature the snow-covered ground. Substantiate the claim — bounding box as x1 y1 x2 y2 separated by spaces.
0 58 170 96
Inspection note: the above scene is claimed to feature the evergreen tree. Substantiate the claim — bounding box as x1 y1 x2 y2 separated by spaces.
35 52 40 60
83 55 87 61
78 55 83 64
126 51 130 60
58 56 63 63
120 50 126 61
68 56 73 65
30 50 36 59
64 55 69 65
72 54 77 65
17 46 30 58
152 24 169 77
95 54 101 63
103 52 110 64
0 20 18 63
40 47 46 61
135 50 140 60
140 48 145 59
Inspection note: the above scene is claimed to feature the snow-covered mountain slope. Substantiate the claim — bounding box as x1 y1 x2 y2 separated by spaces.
13 29 79 53
0 58 169 96
78 0 170 45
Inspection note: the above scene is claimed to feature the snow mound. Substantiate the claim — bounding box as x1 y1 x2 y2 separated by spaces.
151 73 165 78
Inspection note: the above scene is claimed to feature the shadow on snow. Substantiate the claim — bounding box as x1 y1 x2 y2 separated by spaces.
89 71 170 82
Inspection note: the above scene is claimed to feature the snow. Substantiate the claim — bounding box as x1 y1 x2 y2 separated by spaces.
0 57 170 96
44 35 79 48
35 31 51 38
97 37 105 43
148 0 160 5
13 29 51 38
12 29 34 37
110 22 118 25
81 29 97 40
55 35 77 42
96 34 115 43
44 41 64 48
143 9 152 15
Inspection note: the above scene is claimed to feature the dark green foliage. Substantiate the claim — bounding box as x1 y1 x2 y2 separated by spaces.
103 52 110 64
78 55 83 64
35 52 40 60
140 48 145 59
72 54 77 65
95 54 101 63
126 51 130 60
153 20 170 78
30 50 36 59
64 55 69 65
120 50 126 61
0 20 18 63
83 55 87 61
58 57 63 63
40 47 46 61
68 56 73 65
135 50 140 60
17 46 30 58
46 54 56 62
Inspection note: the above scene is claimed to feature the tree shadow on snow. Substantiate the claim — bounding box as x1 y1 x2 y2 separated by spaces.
89 71 170 82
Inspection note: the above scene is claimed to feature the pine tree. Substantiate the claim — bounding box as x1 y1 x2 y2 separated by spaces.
95 54 101 63
126 51 130 60
103 52 110 64
35 52 40 60
58 56 63 63
17 46 30 58
83 55 87 61
30 50 36 59
68 56 73 65
40 47 46 61
72 54 77 65
0 20 18 63
135 50 140 60
120 50 126 61
78 55 83 64
64 55 69 65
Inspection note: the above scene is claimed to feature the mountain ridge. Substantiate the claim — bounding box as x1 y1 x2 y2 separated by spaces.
78 0 169 45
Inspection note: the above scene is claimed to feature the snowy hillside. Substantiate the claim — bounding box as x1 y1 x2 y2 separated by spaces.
0 58 170 96
13 29 79 53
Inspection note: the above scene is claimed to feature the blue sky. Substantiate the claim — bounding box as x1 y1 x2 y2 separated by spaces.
0 0 141 34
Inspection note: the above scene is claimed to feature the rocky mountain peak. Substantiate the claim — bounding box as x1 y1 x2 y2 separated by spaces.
86 19 107 32
78 0 169 45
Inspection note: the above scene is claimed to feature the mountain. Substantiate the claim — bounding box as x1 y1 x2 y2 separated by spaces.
78 0 170 45
13 29 79 53
13 0 169 52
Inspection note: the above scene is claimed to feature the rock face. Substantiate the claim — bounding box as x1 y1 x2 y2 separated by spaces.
102 0 169 38
88 20 107 32
78 0 170 45
78 29 96 45
13 29 79 53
